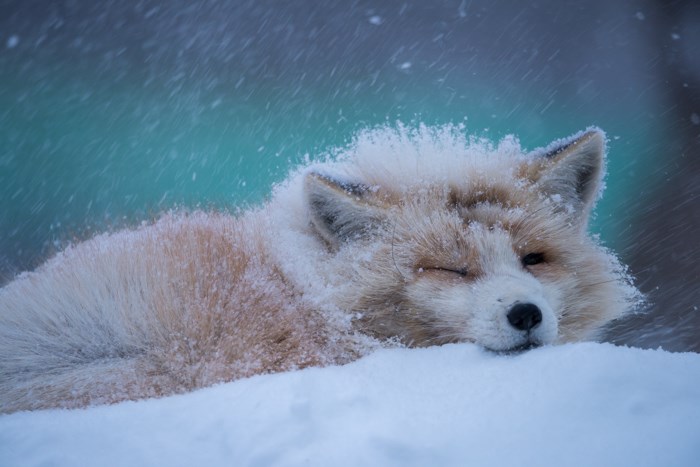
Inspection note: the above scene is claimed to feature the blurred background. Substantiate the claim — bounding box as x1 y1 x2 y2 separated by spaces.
0 0 698 351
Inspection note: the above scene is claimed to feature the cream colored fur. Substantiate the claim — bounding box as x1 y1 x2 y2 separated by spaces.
0 124 640 412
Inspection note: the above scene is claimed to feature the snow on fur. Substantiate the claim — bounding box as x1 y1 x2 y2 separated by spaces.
1 124 641 412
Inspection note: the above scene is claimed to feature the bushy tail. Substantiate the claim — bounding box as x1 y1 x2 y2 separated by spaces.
0 224 183 412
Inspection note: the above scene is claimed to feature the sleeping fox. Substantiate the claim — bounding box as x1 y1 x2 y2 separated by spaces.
0 125 640 412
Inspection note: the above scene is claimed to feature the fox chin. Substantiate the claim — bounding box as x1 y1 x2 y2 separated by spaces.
0 125 641 412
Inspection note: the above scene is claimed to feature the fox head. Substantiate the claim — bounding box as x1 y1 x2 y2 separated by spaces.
302 128 638 352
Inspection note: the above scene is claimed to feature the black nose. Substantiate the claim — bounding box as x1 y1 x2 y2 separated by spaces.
507 303 542 331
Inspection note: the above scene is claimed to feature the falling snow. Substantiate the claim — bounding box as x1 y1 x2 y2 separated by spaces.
368 15 383 26
0 0 698 462
5 35 19 48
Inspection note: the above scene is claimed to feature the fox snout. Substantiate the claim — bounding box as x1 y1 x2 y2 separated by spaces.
507 303 542 332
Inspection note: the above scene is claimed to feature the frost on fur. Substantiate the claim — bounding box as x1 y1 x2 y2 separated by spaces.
0 124 641 413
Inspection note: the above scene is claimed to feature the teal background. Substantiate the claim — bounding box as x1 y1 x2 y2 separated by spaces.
1 1 698 350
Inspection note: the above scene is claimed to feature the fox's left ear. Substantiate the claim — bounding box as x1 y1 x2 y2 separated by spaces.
531 128 606 225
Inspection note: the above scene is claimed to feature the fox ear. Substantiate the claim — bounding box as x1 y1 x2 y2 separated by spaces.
533 129 606 224
304 172 387 246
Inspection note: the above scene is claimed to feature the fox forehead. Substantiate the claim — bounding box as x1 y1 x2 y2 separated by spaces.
364 160 533 206
394 200 561 269
388 173 554 238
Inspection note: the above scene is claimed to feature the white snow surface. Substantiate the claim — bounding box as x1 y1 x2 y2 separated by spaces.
1 342 699 467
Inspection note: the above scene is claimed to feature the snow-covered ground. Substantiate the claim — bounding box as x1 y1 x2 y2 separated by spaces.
1 342 699 467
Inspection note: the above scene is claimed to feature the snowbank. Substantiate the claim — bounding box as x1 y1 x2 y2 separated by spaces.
1 343 699 467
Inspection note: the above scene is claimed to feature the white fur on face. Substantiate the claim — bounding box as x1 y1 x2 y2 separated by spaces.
402 226 560 351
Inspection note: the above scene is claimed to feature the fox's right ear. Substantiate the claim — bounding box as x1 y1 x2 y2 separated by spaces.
531 128 606 227
304 172 387 246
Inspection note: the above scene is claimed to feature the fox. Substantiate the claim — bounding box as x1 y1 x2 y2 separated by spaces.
0 124 639 413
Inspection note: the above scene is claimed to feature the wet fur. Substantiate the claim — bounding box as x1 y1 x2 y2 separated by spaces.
0 125 639 412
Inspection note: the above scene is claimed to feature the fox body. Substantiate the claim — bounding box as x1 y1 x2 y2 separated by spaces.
0 125 639 412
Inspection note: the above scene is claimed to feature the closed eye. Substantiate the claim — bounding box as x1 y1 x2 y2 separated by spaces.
521 252 545 266
421 267 468 277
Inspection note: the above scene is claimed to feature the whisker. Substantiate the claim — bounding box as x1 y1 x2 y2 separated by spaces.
422 331 465 345
580 279 620 288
